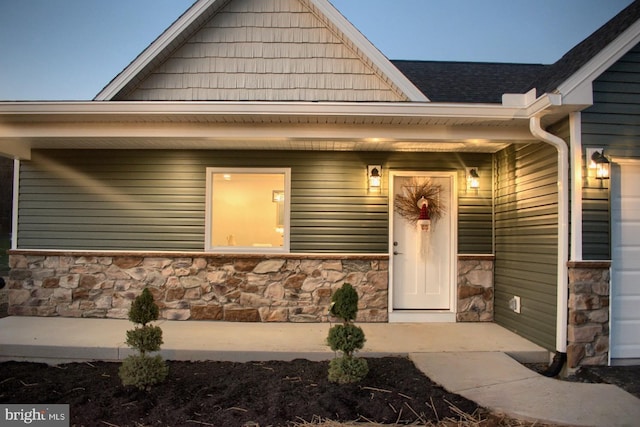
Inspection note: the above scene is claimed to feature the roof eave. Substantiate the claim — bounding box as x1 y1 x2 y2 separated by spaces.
0 100 527 122
557 19 640 106
0 100 537 159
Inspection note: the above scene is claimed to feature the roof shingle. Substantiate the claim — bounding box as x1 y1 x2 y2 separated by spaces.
392 60 545 103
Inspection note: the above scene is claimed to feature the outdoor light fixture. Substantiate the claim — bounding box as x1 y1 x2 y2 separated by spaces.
591 150 610 180
367 165 382 191
466 168 480 191
586 148 610 186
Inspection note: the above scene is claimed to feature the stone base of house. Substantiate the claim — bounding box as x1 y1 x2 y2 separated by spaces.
457 255 494 322
567 261 611 367
7 251 494 323
8 251 389 322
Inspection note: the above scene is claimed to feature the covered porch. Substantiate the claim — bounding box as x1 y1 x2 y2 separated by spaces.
0 90 581 363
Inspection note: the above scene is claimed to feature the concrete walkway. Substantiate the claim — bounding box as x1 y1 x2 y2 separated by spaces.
411 352 640 427
1 316 639 426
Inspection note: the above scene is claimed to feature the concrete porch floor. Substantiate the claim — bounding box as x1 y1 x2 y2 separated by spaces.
0 316 548 364
1 316 639 426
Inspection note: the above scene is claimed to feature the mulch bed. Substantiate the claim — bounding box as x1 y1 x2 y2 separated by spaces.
0 357 480 426
525 363 640 399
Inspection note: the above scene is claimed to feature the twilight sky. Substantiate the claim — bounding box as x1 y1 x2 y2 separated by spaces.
0 0 633 100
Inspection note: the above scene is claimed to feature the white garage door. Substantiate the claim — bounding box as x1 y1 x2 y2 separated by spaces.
611 161 640 363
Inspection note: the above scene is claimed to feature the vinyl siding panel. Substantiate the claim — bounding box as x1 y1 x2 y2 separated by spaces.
581 43 640 259
18 150 493 254
494 143 558 351
121 0 405 102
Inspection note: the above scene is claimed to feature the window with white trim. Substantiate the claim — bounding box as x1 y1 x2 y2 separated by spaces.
205 168 290 252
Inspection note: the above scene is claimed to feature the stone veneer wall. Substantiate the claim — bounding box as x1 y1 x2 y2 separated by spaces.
7 251 389 323
567 261 611 367
456 256 494 322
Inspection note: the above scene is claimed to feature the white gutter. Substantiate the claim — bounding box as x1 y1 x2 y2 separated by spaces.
0 100 528 120
529 115 569 354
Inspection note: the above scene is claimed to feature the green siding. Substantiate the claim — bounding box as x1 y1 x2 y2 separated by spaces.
581 43 640 260
18 150 493 254
494 143 558 351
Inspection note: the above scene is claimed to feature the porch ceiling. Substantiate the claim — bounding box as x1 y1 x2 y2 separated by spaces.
0 100 563 158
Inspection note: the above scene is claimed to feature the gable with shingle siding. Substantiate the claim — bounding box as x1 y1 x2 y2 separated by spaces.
117 0 407 102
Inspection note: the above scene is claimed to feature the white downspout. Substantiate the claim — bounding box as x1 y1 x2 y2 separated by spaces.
11 159 19 250
530 116 569 354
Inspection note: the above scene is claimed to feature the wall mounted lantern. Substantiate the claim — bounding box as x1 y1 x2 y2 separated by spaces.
466 167 480 191
368 165 382 192
586 148 610 186
592 150 610 180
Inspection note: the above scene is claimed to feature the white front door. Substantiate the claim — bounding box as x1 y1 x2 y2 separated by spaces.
611 161 640 362
391 172 456 316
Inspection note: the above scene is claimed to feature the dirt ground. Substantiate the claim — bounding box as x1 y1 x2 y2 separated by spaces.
524 362 640 399
1 357 485 426
565 365 640 399
2 356 637 427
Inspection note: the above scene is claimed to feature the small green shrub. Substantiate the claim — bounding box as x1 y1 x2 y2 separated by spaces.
328 355 369 384
326 283 368 384
329 282 358 322
128 287 159 326
125 324 163 353
119 354 169 390
327 323 365 355
119 288 168 390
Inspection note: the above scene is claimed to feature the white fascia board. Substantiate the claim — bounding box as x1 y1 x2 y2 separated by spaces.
525 93 563 117
502 88 564 117
308 0 429 102
502 89 538 107
558 19 640 105
0 101 526 120
94 0 220 101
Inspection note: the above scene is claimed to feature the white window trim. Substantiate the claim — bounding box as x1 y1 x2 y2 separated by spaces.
205 167 291 253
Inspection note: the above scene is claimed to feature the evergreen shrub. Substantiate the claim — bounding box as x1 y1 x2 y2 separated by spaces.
326 283 368 383
119 288 168 390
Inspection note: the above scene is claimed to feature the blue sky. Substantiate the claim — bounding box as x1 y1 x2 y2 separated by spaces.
0 0 633 101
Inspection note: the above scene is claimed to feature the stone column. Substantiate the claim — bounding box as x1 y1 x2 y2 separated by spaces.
566 261 610 367
457 255 494 322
